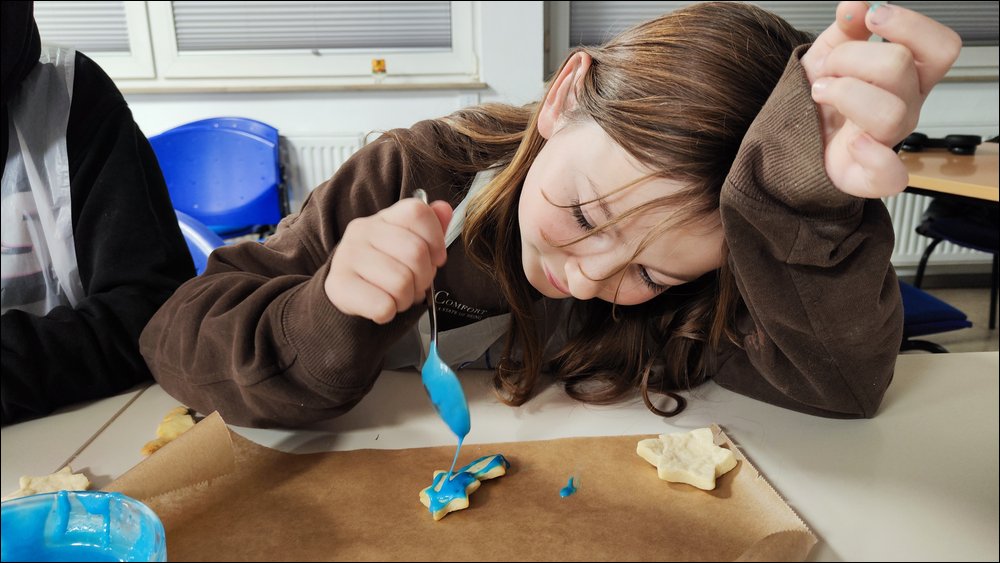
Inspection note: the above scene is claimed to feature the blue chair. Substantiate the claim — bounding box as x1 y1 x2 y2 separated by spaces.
151 117 287 239
176 210 226 275
899 280 973 353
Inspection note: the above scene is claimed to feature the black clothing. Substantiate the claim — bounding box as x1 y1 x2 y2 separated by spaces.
1 1 195 424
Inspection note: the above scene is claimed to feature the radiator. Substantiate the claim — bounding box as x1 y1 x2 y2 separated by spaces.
282 135 992 272
282 134 365 213
886 192 992 271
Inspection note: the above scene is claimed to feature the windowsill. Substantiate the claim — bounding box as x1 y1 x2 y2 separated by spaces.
117 80 489 95
942 47 1000 81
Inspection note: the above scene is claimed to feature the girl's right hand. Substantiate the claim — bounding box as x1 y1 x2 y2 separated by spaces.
326 197 453 324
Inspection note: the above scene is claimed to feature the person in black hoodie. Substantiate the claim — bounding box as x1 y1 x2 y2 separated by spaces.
1 1 194 424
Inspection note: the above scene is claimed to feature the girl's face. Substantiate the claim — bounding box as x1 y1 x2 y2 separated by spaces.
518 120 726 306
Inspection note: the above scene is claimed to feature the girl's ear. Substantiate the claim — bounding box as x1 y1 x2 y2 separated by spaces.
538 51 592 140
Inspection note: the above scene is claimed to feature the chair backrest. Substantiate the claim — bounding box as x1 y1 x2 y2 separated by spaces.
151 117 284 238
898 281 972 352
176 210 226 275
916 197 1000 254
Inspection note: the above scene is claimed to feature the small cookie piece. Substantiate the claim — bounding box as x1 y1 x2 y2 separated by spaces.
637 427 737 490
418 454 509 521
140 406 195 456
2 466 90 501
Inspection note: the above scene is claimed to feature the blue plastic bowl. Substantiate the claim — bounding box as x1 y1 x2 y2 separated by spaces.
1 491 166 562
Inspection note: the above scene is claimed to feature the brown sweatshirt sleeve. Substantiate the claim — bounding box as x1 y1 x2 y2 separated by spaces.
139 128 439 428
714 44 903 418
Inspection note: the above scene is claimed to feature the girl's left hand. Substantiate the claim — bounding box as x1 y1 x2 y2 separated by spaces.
800 1 962 199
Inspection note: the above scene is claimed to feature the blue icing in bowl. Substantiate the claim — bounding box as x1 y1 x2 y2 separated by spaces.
1 491 166 562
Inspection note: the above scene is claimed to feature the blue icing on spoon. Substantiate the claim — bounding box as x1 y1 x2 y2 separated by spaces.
422 342 471 443
559 476 578 498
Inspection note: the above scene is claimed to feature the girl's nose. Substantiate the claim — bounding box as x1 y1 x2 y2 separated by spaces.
565 255 616 301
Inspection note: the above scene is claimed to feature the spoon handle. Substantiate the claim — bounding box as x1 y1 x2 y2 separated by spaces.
412 189 438 343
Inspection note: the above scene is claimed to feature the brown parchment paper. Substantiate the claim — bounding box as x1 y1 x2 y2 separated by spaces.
105 413 815 561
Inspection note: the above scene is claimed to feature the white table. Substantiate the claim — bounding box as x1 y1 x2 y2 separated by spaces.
6 353 999 561
0 385 148 495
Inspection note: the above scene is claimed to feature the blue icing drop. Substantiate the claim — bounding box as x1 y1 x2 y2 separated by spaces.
559 476 577 498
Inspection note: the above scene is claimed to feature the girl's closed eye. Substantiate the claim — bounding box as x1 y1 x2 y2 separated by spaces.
637 265 668 293
570 199 595 231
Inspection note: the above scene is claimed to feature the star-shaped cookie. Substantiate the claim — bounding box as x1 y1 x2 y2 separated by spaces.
419 454 510 520
636 427 738 490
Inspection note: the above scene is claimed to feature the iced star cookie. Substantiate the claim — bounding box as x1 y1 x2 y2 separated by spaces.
637 427 738 490
419 454 510 520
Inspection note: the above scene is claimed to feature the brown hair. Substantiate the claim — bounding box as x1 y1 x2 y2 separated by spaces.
388 2 811 415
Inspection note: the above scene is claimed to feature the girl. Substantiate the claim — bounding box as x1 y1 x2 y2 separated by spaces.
140 2 962 428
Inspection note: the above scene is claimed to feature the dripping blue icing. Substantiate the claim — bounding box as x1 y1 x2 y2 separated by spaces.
559 476 577 498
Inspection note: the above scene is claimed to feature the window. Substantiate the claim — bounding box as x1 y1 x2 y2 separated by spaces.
33 1 155 78
547 1 999 80
33 1 480 91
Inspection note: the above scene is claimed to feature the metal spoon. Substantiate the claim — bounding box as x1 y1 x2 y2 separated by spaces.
412 189 470 443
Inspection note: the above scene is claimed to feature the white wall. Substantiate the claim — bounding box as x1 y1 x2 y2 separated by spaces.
916 80 999 139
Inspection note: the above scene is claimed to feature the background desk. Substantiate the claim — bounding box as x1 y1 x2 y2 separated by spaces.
901 142 999 202
5 352 998 561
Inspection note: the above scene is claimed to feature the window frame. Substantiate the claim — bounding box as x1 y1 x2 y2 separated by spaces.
68 1 483 91
37 1 156 79
145 1 477 81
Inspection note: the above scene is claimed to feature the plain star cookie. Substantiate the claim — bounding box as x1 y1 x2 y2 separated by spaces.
637 427 738 490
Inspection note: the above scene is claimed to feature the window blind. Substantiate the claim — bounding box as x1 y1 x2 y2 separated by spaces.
34 0 130 53
170 0 452 52
570 1 998 47
894 1 999 46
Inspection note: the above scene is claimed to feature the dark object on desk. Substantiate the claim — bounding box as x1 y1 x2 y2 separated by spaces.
176 211 226 276
149 117 288 240
900 132 982 155
913 197 999 330
898 281 972 353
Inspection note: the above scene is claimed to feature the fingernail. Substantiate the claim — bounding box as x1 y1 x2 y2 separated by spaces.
811 78 830 98
868 3 892 26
